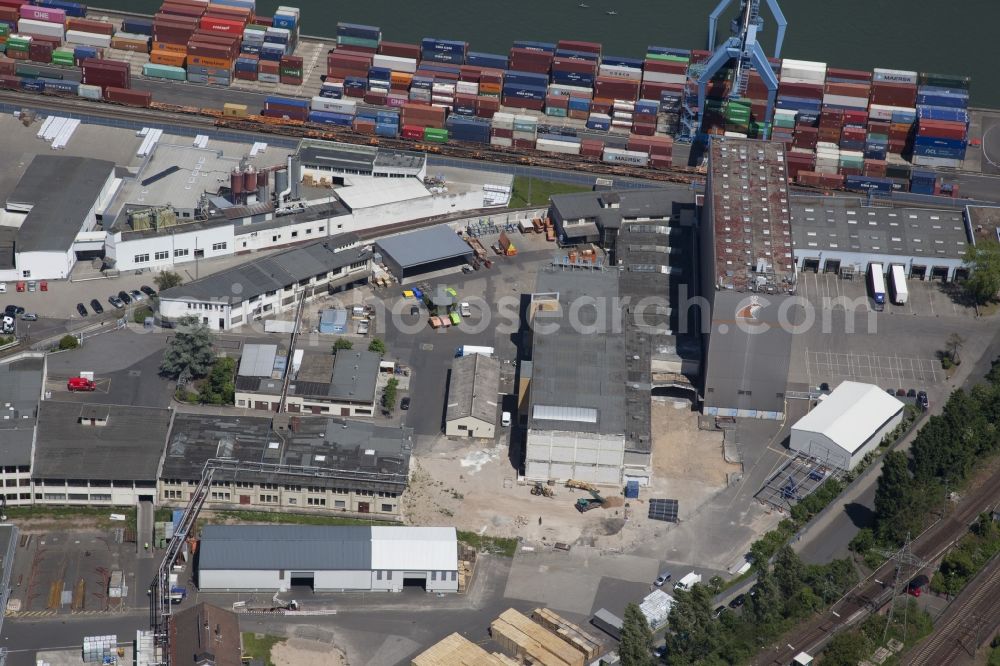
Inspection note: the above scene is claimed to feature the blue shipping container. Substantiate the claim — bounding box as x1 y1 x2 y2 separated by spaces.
568 98 591 112
375 123 398 138
344 76 367 89
504 70 549 87
122 17 153 35
466 52 508 69
551 70 595 87
602 55 644 68
337 23 380 39
502 84 546 100
915 92 968 109
916 105 969 123
273 14 298 30
554 48 600 62
586 119 611 131
266 96 308 109
37 0 86 16
20 79 45 92
913 136 967 150
420 50 464 64
308 111 354 126
40 78 78 93
513 40 556 53
912 145 966 159
646 45 690 57
845 175 893 194
421 38 466 54
240 44 260 55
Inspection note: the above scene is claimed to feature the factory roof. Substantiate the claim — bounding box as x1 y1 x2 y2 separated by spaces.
158 237 369 306
0 355 44 468
966 205 1000 247
549 188 677 232
124 143 240 211
336 177 431 210
238 344 279 378
33 401 172 481
326 350 381 403
708 137 796 292
792 381 904 455
446 354 501 425
169 603 242 666
199 525 373 571
198 525 455 571
791 197 970 260
375 225 473 270
298 141 377 172
373 149 426 172
6 155 115 253
527 270 626 436
161 414 411 490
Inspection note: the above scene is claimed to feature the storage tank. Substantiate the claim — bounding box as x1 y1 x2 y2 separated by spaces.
243 165 256 191
289 155 301 200
230 168 244 194
274 168 289 199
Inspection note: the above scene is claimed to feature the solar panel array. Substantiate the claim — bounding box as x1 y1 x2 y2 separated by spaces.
648 498 679 522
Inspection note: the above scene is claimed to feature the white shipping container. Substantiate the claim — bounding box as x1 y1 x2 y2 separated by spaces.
873 67 918 85
78 84 102 100
548 83 593 98
536 138 582 155
65 30 112 48
614 111 634 121
490 136 513 147
912 155 962 168
611 119 632 128
513 114 537 126
491 111 515 128
642 71 686 85
599 64 642 82
822 94 869 109
868 103 915 121
17 18 63 39
310 96 356 114
814 165 838 175
603 148 649 166
431 82 456 93
455 81 478 95
371 54 417 73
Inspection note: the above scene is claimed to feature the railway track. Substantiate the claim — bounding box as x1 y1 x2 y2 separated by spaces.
904 554 1000 666
755 462 1000 666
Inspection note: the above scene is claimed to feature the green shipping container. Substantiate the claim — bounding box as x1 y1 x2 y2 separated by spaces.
867 133 888 142
545 107 567 117
645 53 689 64
337 35 379 49
15 65 40 78
918 72 970 91
280 67 302 77
423 128 448 142
143 63 187 81
0 24 9 35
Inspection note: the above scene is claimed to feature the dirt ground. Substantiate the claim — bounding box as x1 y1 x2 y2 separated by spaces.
271 638 348 666
402 398 738 552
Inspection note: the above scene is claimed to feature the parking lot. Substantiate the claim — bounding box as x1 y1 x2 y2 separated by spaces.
804 350 942 385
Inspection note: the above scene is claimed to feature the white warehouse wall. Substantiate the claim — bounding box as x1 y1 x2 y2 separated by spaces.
107 224 235 272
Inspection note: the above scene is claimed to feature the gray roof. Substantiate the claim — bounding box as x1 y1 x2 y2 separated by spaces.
790 197 970 260
123 143 241 212
375 225 473 269
527 270 626 435
170 603 242 666
158 237 369 306
327 350 380 402
33 401 172 480
198 525 373 571
0 227 15 270
373 149 426 171
549 188 678 234
447 354 501 424
7 155 115 253
0 356 44 467
161 414 411 491
299 142 377 172
702 291 795 416
238 344 278 378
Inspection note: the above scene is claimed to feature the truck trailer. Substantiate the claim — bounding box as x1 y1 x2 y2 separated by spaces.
455 345 495 357
889 264 908 305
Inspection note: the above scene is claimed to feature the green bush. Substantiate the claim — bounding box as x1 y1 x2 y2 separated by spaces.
198 357 236 405
57 334 79 350
133 306 153 324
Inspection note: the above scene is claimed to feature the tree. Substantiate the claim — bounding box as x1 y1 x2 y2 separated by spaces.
821 631 869 666
746 567 781 627
368 337 386 356
963 243 1000 304
772 545 806 601
945 333 965 365
873 450 919 545
159 316 215 380
153 270 184 292
382 377 399 414
333 338 353 352
619 602 655 666
58 334 79 350
199 357 236 405
849 528 875 554
664 585 717 664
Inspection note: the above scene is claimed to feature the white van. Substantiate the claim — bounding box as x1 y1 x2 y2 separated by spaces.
674 572 702 591
501 411 512 427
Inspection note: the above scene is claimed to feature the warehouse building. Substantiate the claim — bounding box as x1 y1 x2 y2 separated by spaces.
790 197 971 281
33 402 172 506
298 140 427 180
699 137 798 420
375 225 474 282
445 353 501 439
523 270 627 485
547 188 677 257
1 155 117 281
157 236 371 330
197 525 458 593
159 414 411 517
169 603 242 666
0 353 44 507
790 381 904 470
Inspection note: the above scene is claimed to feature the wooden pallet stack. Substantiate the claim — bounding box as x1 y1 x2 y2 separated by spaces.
530 608 604 662
489 609 585 666
410 632 517 666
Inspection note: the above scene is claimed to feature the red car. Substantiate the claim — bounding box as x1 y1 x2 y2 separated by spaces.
67 377 96 392
908 574 929 597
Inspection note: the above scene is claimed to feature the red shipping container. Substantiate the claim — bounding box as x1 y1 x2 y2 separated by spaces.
689 49 712 64
843 109 869 125
641 82 683 100
363 91 387 105
160 3 205 18
643 59 688 75
867 120 891 135
458 65 482 82
556 39 601 55
778 81 823 100
826 67 872 82
551 58 596 75
917 119 967 141
378 41 420 59
870 82 917 107
401 125 424 139
0 7 17 20
257 60 279 73
501 98 544 111
66 18 116 36
234 69 257 81
594 77 639 101
105 87 151 107
0 0 28 7
199 16 243 34
0 73 19 88
513 138 535 150
251 15 272 27
824 82 870 98
630 122 656 136
476 96 500 111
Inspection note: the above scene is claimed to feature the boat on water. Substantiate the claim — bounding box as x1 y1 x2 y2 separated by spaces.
606 10 618 15
578 3 589 7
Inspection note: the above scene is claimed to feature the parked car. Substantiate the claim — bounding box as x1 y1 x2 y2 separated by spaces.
67 377 96 392
90 299 104 314
819 382 830 392
713 605 727 619
895 388 906 397
0 283 5 293
26 281 36 292
76 303 88 317
108 296 125 309
4 305 24 316
728 594 746 608
20 313 37 321
117 290 131 304
654 571 672 587
886 388 896 395
501 411 512 427
400 397 411 410
140 285 156 297
906 388 917 398
917 390 929 411
130 289 144 301
410 305 420 316
908 574 929 597
357 320 370 335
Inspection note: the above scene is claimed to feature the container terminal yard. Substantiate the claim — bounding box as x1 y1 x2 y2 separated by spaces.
0 0 999 666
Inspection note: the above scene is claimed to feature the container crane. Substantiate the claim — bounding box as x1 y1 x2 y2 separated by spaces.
680 0 787 142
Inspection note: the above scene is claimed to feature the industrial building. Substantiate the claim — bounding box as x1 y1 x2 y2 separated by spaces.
700 137 798 420
0 353 44 507
298 140 427 180
169 603 242 666
790 381 904 470
197 525 458 593
158 414 411 517
375 225 475 282
235 348 389 416
0 155 117 281
790 197 971 281
547 188 677 257
32 401 172 506
523 270 627 485
445 353 501 439
157 236 371 330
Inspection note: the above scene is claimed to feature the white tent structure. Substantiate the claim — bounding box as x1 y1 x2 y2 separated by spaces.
790 381 904 470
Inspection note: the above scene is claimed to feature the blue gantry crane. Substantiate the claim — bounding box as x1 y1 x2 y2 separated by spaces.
679 0 788 142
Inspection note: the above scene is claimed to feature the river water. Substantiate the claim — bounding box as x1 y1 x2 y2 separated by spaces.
93 0 1000 106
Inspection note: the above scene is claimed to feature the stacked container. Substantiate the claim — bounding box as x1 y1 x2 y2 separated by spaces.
82 635 117 663
81 57 128 91
911 72 970 168
337 22 379 51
